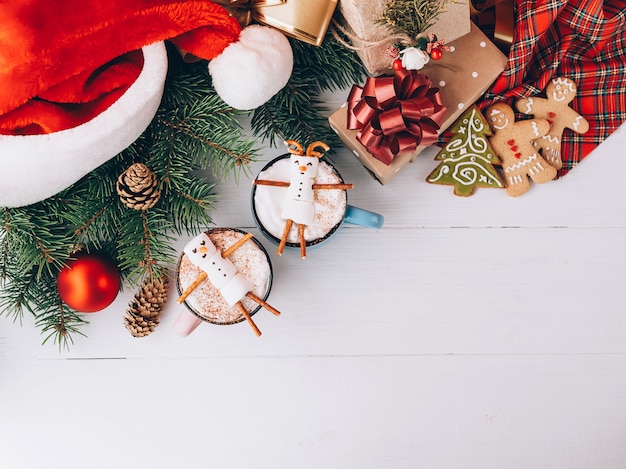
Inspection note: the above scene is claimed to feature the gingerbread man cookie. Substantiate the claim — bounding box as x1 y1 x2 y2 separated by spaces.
486 103 557 197
516 77 589 170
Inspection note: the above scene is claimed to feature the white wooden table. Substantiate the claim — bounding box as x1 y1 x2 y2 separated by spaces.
2 88 625 469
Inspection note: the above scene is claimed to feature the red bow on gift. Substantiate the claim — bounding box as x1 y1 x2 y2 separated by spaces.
347 69 446 165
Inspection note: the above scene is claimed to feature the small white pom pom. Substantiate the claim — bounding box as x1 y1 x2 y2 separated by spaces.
208 25 293 110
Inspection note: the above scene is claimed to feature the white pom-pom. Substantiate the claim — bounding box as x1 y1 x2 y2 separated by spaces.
209 25 293 110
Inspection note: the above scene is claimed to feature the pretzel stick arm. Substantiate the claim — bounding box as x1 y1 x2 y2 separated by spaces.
253 180 290 187
177 271 208 304
246 292 281 317
277 219 293 256
298 223 306 259
222 232 254 258
236 301 262 336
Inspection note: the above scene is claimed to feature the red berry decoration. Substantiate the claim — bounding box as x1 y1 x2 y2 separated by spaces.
430 48 443 60
56 253 121 313
392 58 404 70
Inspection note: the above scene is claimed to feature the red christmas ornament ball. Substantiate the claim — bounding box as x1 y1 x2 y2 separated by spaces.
56 253 121 313
392 59 404 70
430 48 443 60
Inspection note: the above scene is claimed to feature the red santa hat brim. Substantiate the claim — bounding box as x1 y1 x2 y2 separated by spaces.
0 42 168 208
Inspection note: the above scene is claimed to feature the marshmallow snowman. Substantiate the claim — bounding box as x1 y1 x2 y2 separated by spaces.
183 232 253 307
252 140 353 259
175 230 282 337
281 153 320 225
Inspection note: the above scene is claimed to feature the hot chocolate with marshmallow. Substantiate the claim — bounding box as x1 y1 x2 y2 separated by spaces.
252 141 352 258
176 228 273 325
254 158 346 241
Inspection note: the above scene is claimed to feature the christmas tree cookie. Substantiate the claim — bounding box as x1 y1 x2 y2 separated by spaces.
427 105 504 196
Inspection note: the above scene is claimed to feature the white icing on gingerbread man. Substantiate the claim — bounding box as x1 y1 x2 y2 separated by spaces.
282 151 319 227
516 77 589 169
486 103 557 197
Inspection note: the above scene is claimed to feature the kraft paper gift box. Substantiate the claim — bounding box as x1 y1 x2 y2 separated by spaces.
329 23 507 184
338 0 471 76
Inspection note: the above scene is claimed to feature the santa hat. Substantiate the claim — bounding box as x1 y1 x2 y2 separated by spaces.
0 42 168 207
0 0 291 207
0 0 241 133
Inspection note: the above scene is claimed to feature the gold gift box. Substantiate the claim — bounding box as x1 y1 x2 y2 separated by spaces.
329 23 507 184
251 0 338 46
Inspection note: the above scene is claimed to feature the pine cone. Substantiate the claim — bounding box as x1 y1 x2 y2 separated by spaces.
116 163 161 210
124 277 169 337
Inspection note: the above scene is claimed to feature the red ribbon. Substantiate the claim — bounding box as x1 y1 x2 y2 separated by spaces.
347 69 446 165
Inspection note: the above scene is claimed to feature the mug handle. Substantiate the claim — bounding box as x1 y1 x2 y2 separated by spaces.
344 205 384 229
173 308 203 337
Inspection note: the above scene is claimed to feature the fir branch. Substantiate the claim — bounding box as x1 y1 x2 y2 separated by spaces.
380 0 447 39
167 179 216 234
139 211 158 276
249 34 365 149
161 57 215 108
59 196 118 250
152 62 262 181
251 68 341 148
73 205 108 240
2 205 71 277
1 256 88 352
0 259 38 323
1 210 9 280
34 288 88 351
115 207 176 285
154 99 260 180
290 34 365 91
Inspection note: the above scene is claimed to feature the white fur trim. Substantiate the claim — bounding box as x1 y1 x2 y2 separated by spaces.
0 42 168 207
209 25 293 110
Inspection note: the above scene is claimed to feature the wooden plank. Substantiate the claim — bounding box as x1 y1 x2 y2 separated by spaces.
2 227 624 359
1 354 625 469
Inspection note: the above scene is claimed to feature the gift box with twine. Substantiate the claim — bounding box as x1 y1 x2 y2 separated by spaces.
337 0 471 76
329 23 507 184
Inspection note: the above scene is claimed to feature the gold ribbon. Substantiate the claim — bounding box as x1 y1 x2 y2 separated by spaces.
470 0 515 54
215 0 286 28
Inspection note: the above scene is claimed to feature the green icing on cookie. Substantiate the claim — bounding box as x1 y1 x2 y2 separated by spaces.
427 105 504 197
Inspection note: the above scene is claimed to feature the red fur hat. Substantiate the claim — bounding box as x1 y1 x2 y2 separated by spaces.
0 0 241 207
0 0 241 135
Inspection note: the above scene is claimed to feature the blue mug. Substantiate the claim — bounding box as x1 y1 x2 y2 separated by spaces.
251 154 383 256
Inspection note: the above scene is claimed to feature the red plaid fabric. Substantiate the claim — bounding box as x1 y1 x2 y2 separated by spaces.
475 0 626 177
